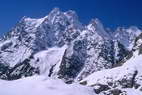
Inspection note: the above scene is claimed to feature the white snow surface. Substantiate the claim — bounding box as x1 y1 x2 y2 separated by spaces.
31 45 67 77
124 88 142 95
0 75 95 95
24 16 48 28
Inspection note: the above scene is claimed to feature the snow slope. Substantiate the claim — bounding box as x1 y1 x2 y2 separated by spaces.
0 76 95 95
31 45 67 77
124 89 142 95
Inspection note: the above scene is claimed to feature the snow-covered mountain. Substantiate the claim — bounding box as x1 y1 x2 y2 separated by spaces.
0 8 83 80
0 8 142 95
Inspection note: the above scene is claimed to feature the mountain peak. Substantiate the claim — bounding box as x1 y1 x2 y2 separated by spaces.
48 7 62 18
114 26 141 50
64 10 78 21
50 7 61 14
87 18 110 38
89 18 102 25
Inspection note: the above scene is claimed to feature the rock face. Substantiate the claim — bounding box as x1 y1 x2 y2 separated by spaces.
0 8 141 87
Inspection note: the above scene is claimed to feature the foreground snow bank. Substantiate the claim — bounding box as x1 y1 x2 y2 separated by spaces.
0 75 95 95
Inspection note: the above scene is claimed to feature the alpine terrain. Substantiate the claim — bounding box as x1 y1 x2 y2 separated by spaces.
0 8 142 95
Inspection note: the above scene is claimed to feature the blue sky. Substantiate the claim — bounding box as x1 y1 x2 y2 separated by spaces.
0 0 142 35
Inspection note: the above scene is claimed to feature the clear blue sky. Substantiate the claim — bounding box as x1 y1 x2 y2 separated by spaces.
0 0 142 35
